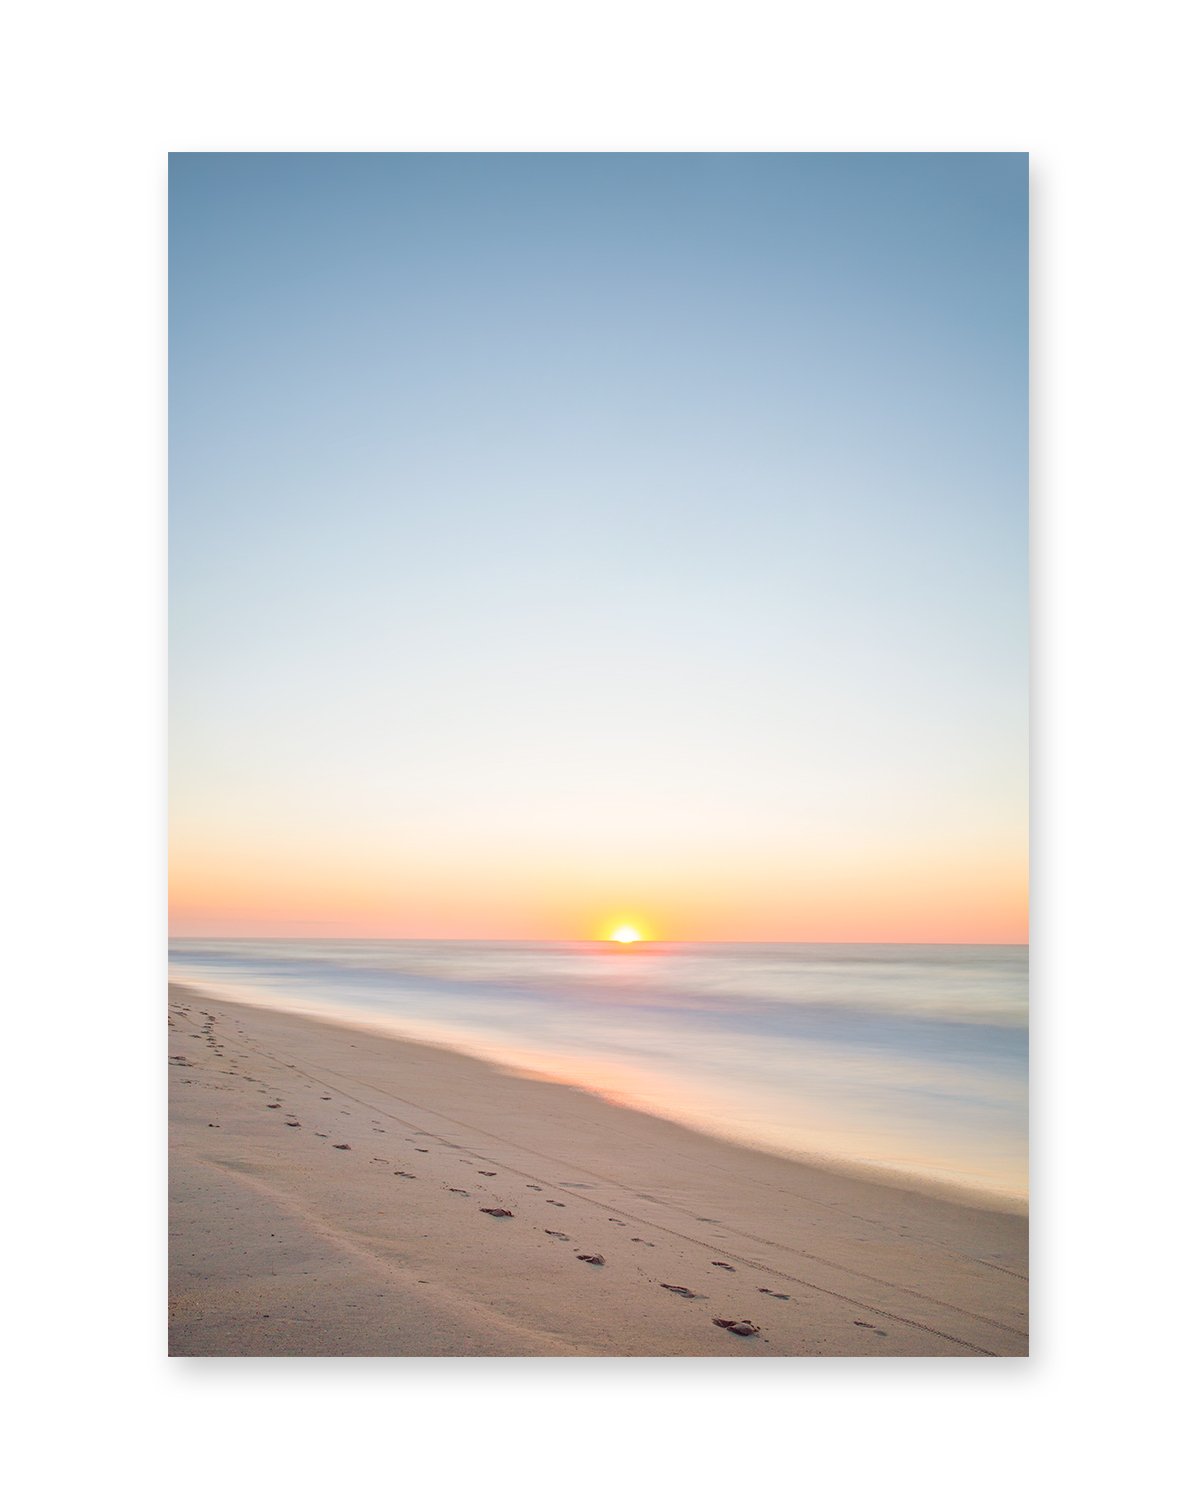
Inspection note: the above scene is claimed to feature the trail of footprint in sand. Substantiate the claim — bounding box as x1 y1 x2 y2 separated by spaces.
206 1014 1016 1354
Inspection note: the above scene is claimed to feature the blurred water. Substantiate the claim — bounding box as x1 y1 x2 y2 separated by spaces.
168 938 1027 1206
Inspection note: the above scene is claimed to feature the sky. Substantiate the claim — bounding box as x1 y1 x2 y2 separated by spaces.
169 153 1027 943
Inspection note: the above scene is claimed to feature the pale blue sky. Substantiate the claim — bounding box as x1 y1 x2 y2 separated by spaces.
169 153 1027 940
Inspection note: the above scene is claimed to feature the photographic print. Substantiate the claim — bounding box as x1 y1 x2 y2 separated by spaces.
168 152 1028 1357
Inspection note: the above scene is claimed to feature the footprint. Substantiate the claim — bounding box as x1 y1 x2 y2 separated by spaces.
608 1218 627 1226
480 1208 513 1218
416 1148 430 1153
478 1171 497 1177
321 1096 332 1101
332 1143 352 1151
285 1121 301 1127
547 1200 565 1207
544 1230 570 1240
661 1284 697 1298
394 1171 415 1179
576 1254 605 1266
266 1104 282 1110
712 1261 735 1272
449 1188 469 1195
713 1319 760 1337
632 1238 655 1247
526 1185 542 1190
758 1288 790 1300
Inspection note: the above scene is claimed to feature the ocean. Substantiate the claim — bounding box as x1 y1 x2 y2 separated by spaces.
168 938 1028 1207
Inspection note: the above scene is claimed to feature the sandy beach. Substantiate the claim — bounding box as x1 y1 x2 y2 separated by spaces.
169 983 1028 1357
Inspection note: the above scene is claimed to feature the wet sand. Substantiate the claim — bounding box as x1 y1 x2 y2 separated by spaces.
168 983 1028 1357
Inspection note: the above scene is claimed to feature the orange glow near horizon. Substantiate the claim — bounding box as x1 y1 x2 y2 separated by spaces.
168 839 1028 944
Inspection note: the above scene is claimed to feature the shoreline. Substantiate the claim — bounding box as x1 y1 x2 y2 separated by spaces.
169 982 1028 1357
168 971 1027 1215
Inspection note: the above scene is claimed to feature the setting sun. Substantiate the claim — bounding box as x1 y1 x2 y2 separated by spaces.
609 925 642 944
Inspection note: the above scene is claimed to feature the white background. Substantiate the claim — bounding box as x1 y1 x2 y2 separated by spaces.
2 2 1196 1497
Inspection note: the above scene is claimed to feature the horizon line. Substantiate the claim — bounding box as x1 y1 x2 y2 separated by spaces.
168 931 1030 947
